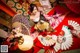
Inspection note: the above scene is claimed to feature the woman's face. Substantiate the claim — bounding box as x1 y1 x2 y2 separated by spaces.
57 35 63 43
32 7 38 14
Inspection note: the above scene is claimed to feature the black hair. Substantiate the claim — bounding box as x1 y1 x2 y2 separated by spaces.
56 0 60 4
29 4 37 13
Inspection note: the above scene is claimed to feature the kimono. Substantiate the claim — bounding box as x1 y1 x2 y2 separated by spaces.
30 5 80 53
2 5 80 53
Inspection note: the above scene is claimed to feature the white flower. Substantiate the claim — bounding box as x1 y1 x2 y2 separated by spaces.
16 3 22 9
17 10 23 14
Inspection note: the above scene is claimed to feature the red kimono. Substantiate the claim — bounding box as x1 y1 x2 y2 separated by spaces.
31 5 80 53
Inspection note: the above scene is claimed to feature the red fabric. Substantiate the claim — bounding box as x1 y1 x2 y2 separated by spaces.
10 42 18 51
68 37 80 50
33 38 50 53
3 41 10 46
39 31 48 37
64 0 80 14
30 26 36 33
47 5 69 15
47 8 55 16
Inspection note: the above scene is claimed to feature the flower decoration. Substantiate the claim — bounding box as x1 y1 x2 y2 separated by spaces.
16 3 22 9
17 10 23 14
7 1 15 7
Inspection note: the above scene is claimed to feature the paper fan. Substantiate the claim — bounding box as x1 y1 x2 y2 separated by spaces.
61 26 73 50
12 14 31 29
54 42 61 52
12 22 33 51
68 20 80 30
12 14 32 35
38 35 56 46
61 36 72 50
68 20 80 35
54 26 73 52
12 22 30 35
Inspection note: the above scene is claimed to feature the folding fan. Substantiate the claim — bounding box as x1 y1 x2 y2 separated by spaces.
12 14 31 35
68 20 80 35
12 14 31 28
38 35 57 46
12 14 34 51
68 20 80 30
54 26 73 52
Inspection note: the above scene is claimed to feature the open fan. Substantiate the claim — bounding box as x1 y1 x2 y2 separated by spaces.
68 20 80 35
61 26 73 50
38 35 57 46
12 14 33 51
12 14 32 35
12 14 31 29
54 26 73 52
68 20 80 30
12 22 30 35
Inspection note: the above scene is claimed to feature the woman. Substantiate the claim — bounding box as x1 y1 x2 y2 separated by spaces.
29 4 47 23
29 4 40 23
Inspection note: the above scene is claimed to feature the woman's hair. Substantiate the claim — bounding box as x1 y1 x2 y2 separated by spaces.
29 4 38 13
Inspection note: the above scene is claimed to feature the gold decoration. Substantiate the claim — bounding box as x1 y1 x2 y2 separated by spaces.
34 20 53 31
7 1 15 7
34 20 49 31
